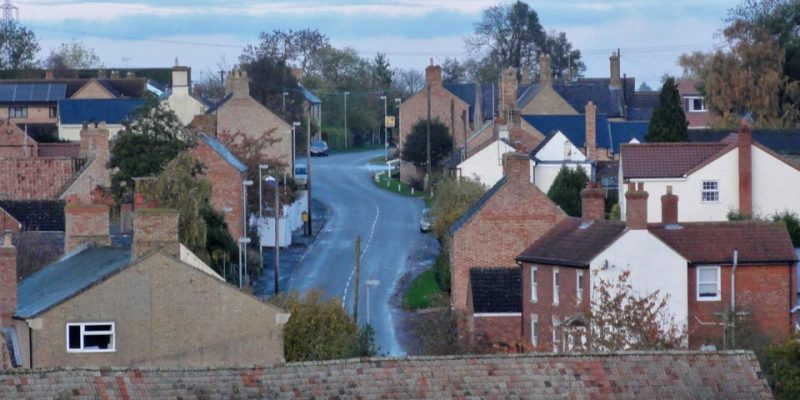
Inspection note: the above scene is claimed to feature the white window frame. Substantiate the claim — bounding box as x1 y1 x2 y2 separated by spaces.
701 180 719 203
577 271 584 303
685 96 706 112
530 314 539 347
66 322 116 353
553 267 560 305
697 266 721 301
531 266 538 303
552 317 561 353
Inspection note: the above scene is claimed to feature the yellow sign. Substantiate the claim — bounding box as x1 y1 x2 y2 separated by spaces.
385 116 396 128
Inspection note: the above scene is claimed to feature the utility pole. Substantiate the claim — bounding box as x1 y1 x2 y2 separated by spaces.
353 235 361 323
274 181 281 294
425 83 432 190
306 103 313 237
344 92 349 150
282 91 289 119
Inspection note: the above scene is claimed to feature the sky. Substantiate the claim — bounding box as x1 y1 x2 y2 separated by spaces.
14 0 735 88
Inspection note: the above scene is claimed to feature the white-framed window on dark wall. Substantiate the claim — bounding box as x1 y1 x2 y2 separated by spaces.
697 266 721 301
531 314 539 347
531 266 538 303
577 270 584 303
553 267 560 305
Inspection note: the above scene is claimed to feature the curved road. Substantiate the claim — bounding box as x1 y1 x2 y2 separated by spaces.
287 150 427 356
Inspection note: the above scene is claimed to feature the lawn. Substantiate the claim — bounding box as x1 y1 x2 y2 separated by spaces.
404 268 445 310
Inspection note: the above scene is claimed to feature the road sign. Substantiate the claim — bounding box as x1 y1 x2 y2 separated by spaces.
385 115 396 128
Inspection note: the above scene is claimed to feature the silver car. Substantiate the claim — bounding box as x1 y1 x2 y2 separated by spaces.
420 208 434 233
295 164 308 187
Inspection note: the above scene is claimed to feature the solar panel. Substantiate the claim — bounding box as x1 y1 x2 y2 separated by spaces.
0 83 67 102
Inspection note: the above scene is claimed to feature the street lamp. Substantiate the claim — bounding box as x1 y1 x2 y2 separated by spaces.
291 121 301 174
239 179 254 288
394 97 401 152
380 95 387 161
258 164 269 276
365 279 380 326
265 175 280 294
343 91 350 150
282 91 289 117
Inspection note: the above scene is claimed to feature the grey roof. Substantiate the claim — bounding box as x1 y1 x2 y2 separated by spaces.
449 176 506 235
299 84 321 105
205 93 232 114
517 78 635 118
15 246 131 319
470 268 521 313
197 133 247 173
0 83 66 103
0 200 65 231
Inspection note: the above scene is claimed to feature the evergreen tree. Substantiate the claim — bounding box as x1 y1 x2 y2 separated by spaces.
401 119 453 168
645 77 689 142
547 165 589 217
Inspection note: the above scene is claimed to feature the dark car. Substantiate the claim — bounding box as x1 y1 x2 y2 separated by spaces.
310 140 329 156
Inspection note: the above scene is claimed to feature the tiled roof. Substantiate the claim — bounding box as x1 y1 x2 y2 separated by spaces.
449 176 506 235
0 200 65 231
608 121 648 153
690 129 800 155
523 113 611 150
57 98 144 125
15 245 130 318
0 83 66 103
0 351 771 398
298 84 321 105
197 132 247 173
517 218 626 267
620 142 732 179
36 142 80 158
470 267 521 313
650 221 798 265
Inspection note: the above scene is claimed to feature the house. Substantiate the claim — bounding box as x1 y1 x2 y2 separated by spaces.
528 130 592 194
449 152 566 345
204 68 293 174
454 138 514 187
0 351 772 398
619 121 800 222
164 63 207 126
57 98 143 140
0 197 289 368
191 132 248 240
678 79 710 129
516 182 797 351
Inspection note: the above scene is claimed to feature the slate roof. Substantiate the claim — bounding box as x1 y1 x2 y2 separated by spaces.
689 129 800 155
0 351 771 398
517 77 635 118
443 82 499 122
650 221 798 265
205 92 232 114
0 200 65 231
608 121 648 153
15 245 130 318
449 176 506 235
58 98 144 125
0 83 66 103
197 132 247 173
517 218 626 267
620 142 732 179
470 268 521 313
626 91 660 121
523 114 611 150
298 84 321 105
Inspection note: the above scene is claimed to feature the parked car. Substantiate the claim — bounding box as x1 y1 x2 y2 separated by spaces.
420 208 435 233
310 140 329 156
295 164 308 186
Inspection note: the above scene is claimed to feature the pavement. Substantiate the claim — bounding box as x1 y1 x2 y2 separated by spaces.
279 150 435 356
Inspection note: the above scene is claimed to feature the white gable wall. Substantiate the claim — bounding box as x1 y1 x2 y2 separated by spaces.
532 131 591 193
752 146 800 217
457 139 515 187
534 131 587 162
533 163 591 194
166 93 207 126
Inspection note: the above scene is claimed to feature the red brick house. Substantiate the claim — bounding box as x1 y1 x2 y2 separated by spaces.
191 133 248 240
515 182 797 351
678 79 710 129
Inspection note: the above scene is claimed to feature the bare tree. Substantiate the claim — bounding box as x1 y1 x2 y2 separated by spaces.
393 68 424 97
465 1 546 70
241 29 329 75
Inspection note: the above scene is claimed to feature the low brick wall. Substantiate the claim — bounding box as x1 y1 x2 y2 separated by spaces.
0 158 85 200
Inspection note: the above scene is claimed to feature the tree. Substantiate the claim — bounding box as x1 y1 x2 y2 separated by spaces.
0 21 39 70
393 68 425 96
372 52 392 90
43 40 102 77
407 294 472 355
241 29 329 75
430 177 485 241
442 58 468 84
401 119 453 168
466 1 546 70
201 206 238 281
584 270 685 351
638 82 653 92
762 336 800 400
241 55 305 123
109 94 191 201
546 166 589 217
544 31 585 80
773 211 800 247
645 77 689 142
271 290 378 361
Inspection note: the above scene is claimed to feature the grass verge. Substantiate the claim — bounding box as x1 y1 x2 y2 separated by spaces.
404 268 445 310
372 170 430 198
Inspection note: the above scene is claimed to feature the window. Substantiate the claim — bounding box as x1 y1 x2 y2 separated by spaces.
577 271 584 303
8 107 27 118
563 141 572 161
66 322 115 352
685 96 706 112
702 180 719 203
697 266 721 301
553 268 560 305
530 314 539 347
531 267 538 303
552 317 561 353
49 107 57 118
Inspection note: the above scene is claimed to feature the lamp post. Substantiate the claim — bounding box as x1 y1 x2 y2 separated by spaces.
265 176 280 294
282 91 289 118
365 279 380 326
380 95 387 161
394 97 401 153
258 164 269 275
291 121 301 174
343 91 350 150
239 179 254 288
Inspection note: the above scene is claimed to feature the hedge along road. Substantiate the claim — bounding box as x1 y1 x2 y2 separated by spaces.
286 149 426 355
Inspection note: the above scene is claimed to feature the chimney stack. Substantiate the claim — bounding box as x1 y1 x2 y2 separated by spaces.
425 64 442 87
538 54 552 86
0 230 16 327
609 51 621 89
581 182 605 222
64 195 110 254
738 118 753 217
661 185 679 225
171 65 190 96
625 182 648 230
503 152 531 184
500 67 519 117
132 209 180 261
226 67 250 99
585 101 597 161
79 122 110 160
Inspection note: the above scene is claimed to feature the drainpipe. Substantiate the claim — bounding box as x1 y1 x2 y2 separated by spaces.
731 250 738 349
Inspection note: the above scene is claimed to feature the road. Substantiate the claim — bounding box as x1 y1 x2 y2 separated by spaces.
287 149 427 356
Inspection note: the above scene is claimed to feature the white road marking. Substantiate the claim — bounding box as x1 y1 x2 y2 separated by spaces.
341 200 380 310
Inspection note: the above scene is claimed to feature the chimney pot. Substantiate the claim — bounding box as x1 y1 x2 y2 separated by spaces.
538 54 552 86
609 51 621 89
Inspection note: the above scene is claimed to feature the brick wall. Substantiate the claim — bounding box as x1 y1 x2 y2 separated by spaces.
64 201 110 253
688 263 795 348
0 158 84 200
133 209 180 260
191 142 244 239
217 97 292 173
522 263 589 350
0 231 16 327
0 208 20 233
398 85 470 152
0 121 37 158
473 315 522 347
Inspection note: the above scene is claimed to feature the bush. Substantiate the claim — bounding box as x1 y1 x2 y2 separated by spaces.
434 250 450 293
430 177 486 241
762 337 800 400
772 211 800 247
401 118 453 168
547 165 589 217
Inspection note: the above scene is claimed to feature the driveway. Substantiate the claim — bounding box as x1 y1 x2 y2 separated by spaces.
287 150 428 356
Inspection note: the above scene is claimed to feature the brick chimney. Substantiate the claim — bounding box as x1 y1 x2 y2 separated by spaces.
738 118 753 217
538 54 552 86
625 182 648 230
79 122 110 160
132 209 180 261
226 67 250 99
580 182 605 222
609 51 621 89
503 152 531 184
500 67 518 117
0 230 16 327
425 63 442 87
661 185 679 225
171 65 190 96
585 102 597 161
64 195 110 253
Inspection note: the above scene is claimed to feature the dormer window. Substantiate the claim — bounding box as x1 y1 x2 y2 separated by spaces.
685 96 706 112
